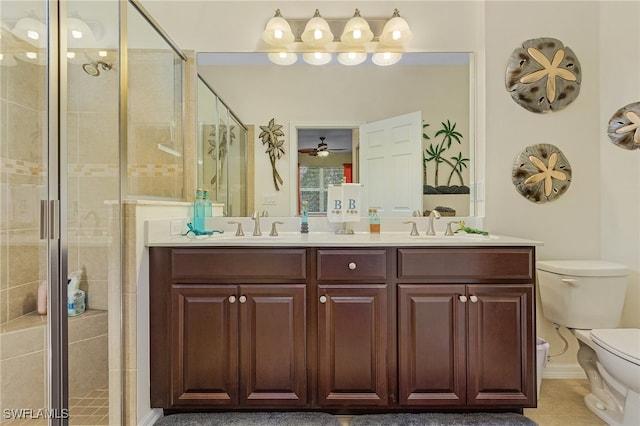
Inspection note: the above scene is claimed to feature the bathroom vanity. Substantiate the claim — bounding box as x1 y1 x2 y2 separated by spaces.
148 232 539 413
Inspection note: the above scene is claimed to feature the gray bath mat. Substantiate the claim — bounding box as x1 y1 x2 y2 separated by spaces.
154 411 341 426
350 412 537 425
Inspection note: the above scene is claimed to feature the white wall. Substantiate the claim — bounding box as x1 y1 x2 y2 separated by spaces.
139 0 640 419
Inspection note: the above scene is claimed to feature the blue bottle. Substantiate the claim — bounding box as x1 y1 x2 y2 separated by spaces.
203 190 213 217
193 189 205 233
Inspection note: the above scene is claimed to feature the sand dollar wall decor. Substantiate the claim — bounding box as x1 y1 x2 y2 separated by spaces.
607 102 640 150
512 144 572 203
506 37 581 113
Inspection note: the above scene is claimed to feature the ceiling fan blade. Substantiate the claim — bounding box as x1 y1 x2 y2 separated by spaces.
298 148 316 153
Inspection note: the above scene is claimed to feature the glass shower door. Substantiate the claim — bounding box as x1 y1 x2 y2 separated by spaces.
0 0 60 422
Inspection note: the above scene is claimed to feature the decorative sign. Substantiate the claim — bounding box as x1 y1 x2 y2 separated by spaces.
607 102 640 150
512 144 572 203
506 37 581 113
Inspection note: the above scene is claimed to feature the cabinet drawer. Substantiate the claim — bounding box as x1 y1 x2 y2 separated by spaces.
317 249 386 281
170 248 306 280
398 247 534 281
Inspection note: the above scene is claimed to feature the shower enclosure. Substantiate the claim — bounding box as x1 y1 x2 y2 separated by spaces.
0 1 185 424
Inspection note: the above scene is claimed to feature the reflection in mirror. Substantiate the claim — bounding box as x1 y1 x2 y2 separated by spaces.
197 76 249 216
197 52 474 217
127 4 185 199
297 129 356 215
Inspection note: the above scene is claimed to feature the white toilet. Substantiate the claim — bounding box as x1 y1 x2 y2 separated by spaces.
537 260 640 426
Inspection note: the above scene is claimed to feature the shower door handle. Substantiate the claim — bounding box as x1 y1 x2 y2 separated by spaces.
40 200 48 240
41 200 60 240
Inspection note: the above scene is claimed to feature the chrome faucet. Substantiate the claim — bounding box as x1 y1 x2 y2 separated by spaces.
251 210 262 236
426 210 441 236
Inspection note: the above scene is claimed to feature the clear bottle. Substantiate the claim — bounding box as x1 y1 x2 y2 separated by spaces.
203 190 212 217
369 208 380 234
193 188 205 232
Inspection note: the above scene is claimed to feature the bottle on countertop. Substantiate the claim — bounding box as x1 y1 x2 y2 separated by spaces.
301 200 309 233
193 188 205 232
203 190 212 217
369 208 380 234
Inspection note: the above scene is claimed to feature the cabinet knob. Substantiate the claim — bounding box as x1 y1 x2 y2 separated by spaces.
470 295 478 303
459 295 467 303
228 295 236 304
319 295 327 304
348 262 357 270
239 295 247 304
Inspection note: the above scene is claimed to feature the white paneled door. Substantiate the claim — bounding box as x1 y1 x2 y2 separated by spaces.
359 111 423 217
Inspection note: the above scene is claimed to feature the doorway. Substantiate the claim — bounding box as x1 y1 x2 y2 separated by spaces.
290 123 360 215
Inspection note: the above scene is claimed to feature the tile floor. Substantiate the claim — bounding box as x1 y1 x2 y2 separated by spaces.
68 387 110 426
524 379 607 426
0 387 108 426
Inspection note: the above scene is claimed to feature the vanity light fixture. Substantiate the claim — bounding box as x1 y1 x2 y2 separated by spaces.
302 51 332 66
261 9 295 47
12 16 47 48
337 51 367 66
372 51 403 66
301 9 333 48
267 51 297 66
341 9 373 47
261 8 411 67
379 9 413 47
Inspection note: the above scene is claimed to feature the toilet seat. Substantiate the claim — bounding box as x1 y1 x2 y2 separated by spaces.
591 328 640 366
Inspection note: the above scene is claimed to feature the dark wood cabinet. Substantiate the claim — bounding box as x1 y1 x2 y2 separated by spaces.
168 283 306 407
150 245 536 412
398 284 466 406
317 285 388 406
397 283 535 408
466 284 535 407
151 248 307 409
396 248 536 409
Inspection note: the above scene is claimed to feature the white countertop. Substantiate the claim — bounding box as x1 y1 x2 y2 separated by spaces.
145 217 542 247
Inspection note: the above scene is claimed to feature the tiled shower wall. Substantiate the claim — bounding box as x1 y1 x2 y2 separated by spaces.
0 58 47 325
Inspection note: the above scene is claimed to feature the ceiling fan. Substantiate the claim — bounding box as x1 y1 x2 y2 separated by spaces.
298 137 348 157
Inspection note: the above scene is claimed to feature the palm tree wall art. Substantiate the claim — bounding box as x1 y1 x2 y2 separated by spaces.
423 120 470 194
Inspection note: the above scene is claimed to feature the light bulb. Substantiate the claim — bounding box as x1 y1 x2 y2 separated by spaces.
27 30 39 40
26 52 37 59
274 29 282 39
71 30 83 39
353 29 361 39
392 30 401 40
67 51 76 59
314 28 322 40
314 52 322 59
98 50 108 57
384 52 391 60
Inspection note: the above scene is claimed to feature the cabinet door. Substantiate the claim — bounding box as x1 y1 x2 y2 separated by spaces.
239 285 307 406
466 285 535 407
398 284 466 406
317 285 388 406
171 284 238 406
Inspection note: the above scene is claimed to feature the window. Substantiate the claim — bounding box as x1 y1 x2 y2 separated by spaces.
299 166 344 214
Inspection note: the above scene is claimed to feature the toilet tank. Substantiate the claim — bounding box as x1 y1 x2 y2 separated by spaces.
537 260 629 329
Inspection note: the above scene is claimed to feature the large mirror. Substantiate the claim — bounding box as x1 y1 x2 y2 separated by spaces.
197 52 475 217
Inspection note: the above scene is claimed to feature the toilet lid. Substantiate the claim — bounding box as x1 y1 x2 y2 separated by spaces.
591 329 640 366
536 260 629 277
